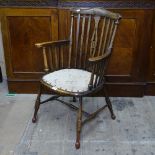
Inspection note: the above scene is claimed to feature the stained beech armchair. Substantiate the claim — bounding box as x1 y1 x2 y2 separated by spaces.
32 8 121 149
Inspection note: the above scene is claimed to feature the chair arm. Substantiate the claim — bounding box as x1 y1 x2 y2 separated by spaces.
88 49 111 63
35 40 70 48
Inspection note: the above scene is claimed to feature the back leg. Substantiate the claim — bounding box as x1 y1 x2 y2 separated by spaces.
32 84 42 123
103 87 116 120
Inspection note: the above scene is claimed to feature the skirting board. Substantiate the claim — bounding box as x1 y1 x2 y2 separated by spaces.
7 80 145 97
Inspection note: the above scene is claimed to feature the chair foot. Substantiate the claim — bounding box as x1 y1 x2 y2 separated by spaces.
32 85 42 123
75 141 80 149
73 97 76 102
32 117 37 123
32 98 40 123
111 113 116 120
105 96 116 120
103 87 116 120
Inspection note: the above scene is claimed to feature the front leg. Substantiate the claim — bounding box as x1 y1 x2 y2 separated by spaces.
32 84 42 123
103 87 116 120
75 97 83 149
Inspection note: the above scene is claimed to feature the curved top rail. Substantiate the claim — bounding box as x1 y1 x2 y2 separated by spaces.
71 7 122 20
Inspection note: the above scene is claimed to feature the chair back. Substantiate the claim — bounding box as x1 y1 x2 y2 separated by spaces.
40 8 121 89
68 8 121 70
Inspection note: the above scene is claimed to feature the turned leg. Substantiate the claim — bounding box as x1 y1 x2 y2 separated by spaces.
103 87 116 120
32 84 42 123
75 97 83 149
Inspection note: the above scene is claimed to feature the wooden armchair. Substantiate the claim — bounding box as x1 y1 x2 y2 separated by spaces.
32 8 121 149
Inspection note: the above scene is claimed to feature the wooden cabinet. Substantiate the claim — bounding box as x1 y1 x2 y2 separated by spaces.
146 10 155 95
1 8 58 92
106 9 153 96
0 8 155 96
58 9 153 96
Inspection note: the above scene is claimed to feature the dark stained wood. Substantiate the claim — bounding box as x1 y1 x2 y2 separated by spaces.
58 9 71 69
145 10 155 95
107 10 153 83
1 8 58 78
35 8 121 98
8 16 51 73
8 80 40 93
7 80 144 97
35 40 70 48
0 8 155 96
32 8 121 149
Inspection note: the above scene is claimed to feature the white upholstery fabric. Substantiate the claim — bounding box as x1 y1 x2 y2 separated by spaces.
42 69 92 93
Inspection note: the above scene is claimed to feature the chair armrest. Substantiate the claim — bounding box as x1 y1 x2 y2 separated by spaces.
88 49 112 90
35 40 70 48
88 49 111 63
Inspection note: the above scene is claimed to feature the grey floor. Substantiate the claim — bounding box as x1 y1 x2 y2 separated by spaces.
0 80 155 155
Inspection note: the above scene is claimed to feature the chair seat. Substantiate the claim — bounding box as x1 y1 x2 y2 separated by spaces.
42 69 92 93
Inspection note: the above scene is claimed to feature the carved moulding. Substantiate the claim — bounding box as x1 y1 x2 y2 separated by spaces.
58 0 155 8
0 0 155 8
0 0 58 6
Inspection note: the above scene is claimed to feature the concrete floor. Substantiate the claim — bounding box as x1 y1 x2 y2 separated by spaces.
0 80 155 155
0 80 36 155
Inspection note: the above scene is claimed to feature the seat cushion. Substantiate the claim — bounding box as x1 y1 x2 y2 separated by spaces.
42 69 92 93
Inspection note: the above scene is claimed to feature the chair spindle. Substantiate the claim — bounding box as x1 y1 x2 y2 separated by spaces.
42 47 49 72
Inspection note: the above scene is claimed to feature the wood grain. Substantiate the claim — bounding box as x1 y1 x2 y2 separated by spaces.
0 8 155 96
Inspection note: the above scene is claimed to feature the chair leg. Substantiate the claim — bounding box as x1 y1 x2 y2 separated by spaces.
73 96 76 102
103 87 116 120
75 97 83 149
32 84 42 123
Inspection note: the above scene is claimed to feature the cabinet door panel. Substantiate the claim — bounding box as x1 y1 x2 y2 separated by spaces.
106 10 152 83
8 16 51 73
114 19 136 48
2 9 58 79
108 48 133 75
